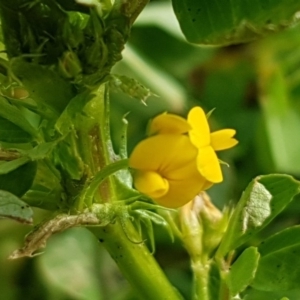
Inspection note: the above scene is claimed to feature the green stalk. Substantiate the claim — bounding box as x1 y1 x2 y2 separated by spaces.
109 0 150 26
90 222 182 300
218 273 230 300
216 255 232 300
191 261 210 300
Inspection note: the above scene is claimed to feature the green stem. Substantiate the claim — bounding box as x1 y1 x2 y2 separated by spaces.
127 0 150 25
110 0 150 26
218 273 230 300
192 260 210 300
216 255 233 300
89 221 183 300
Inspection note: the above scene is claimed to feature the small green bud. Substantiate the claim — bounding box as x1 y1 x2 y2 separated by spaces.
179 192 229 262
179 199 203 262
197 193 229 257
59 51 82 79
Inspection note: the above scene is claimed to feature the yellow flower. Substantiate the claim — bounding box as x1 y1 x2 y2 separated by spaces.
129 106 238 208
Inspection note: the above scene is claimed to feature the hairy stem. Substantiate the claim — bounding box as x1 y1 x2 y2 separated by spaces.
90 221 182 300
192 261 210 300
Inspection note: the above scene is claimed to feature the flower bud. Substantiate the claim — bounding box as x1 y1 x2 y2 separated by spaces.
179 192 229 261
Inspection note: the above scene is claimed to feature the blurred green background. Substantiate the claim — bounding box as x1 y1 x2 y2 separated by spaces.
2 1 300 299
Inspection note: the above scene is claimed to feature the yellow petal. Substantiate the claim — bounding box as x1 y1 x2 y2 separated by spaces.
166 158 200 181
210 129 238 151
202 181 213 191
187 106 210 148
133 170 169 198
147 113 191 135
196 146 223 183
154 172 209 208
129 135 197 174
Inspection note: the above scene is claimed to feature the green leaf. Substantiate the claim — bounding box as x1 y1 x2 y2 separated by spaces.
134 1 185 40
55 90 93 135
250 226 300 292
0 116 33 143
172 0 300 45
54 135 84 180
11 58 75 114
22 161 63 211
109 74 155 103
217 174 300 257
0 190 33 224
227 247 260 296
0 96 37 137
0 157 30 174
7 95 59 121
0 161 37 197
252 243 300 291
243 288 299 300
24 142 57 161
258 225 300 257
38 227 104 300
54 91 98 179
